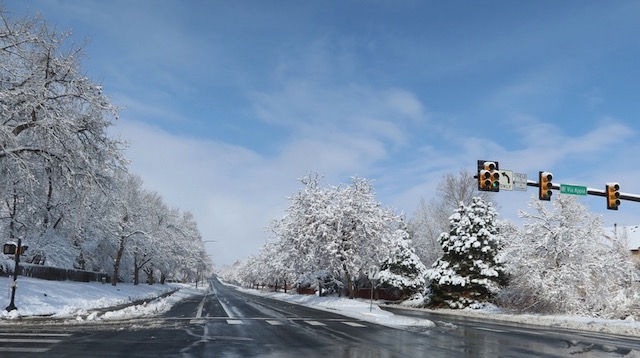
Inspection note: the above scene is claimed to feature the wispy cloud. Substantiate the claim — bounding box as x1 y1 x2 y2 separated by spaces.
251 81 427 143
11 0 640 266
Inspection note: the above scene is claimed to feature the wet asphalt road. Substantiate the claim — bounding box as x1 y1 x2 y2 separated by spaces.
1 278 639 357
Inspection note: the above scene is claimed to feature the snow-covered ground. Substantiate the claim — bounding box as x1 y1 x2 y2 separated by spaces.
232 285 436 329
1 275 639 340
233 285 640 338
0 276 206 322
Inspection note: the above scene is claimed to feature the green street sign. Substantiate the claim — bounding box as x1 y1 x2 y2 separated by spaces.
560 184 587 196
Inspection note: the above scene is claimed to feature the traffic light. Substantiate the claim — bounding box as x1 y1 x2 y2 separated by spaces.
606 183 620 210
477 160 500 192
3 243 16 255
538 171 553 201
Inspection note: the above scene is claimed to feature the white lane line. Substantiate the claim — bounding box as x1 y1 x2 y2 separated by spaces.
0 347 51 353
266 320 284 325
0 333 72 337
196 295 206 318
342 322 366 327
0 338 62 343
473 326 507 333
305 320 326 326
226 319 244 325
219 299 236 318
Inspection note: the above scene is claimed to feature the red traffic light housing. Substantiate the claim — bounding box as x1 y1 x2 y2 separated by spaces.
538 171 553 201
477 160 500 192
606 183 620 210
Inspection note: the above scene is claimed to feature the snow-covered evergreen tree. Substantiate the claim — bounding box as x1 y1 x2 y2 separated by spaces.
426 197 506 308
378 228 427 299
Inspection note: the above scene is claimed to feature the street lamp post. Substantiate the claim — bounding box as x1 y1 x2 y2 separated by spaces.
5 239 23 312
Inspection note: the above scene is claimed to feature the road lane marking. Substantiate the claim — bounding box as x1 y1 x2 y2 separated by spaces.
206 336 253 341
219 299 236 318
342 322 366 327
305 320 326 326
473 326 508 333
0 333 72 337
0 338 63 343
266 320 284 325
0 347 51 353
0 332 72 353
226 319 244 325
196 295 206 318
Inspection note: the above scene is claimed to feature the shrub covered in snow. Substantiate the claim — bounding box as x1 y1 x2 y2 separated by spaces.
500 195 640 319
295 270 344 296
378 229 428 299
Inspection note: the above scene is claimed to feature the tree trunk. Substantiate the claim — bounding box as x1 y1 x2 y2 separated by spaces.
145 267 154 285
133 265 140 285
112 237 125 286
342 262 354 298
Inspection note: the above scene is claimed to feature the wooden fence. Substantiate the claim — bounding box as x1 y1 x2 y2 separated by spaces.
1 263 109 283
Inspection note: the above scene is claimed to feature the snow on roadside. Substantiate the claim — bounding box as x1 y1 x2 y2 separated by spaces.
234 286 435 329
0 276 206 321
4 275 639 339
394 305 640 337
234 284 640 338
91 286 205 321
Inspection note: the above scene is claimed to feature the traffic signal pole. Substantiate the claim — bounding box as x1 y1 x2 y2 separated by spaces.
525 180 640 203
475 159 640 209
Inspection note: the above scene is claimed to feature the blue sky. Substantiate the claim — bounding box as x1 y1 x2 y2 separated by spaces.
5 1 640 266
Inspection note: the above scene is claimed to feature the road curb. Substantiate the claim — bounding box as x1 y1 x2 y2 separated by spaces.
85 288 180 319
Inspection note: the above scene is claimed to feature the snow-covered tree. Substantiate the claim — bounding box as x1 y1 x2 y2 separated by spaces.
163 210 210 284
255 173 405 297
501 195 639 318
426 197 506 308
0 8 212 283
327 177 400 297
0 9 126 241
269 173 335 277
378 228 427 299
409 169 496 268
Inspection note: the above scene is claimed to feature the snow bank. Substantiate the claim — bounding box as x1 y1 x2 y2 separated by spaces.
390 305 640 338
233 284 640 338
0 276 205 321
234 286 435 329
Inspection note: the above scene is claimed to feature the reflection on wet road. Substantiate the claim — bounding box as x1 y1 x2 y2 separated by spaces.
5 278 639 357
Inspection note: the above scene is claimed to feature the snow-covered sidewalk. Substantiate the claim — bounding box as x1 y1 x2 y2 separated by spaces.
0 276 207 322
